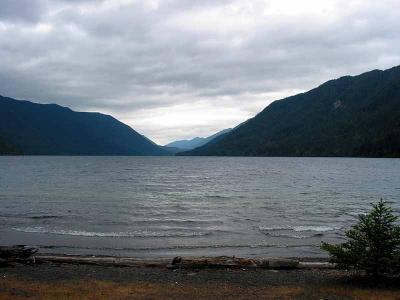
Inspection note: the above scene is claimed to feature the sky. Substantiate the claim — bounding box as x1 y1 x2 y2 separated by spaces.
0 0 399 144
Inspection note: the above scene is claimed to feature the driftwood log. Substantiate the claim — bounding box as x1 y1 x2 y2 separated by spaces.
167 256 300 270
35 255 333 269
1 246 334 270
167 256 333 270
0 246 38 265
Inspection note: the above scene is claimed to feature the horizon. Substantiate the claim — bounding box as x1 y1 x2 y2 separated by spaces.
1 0 399 144
1 64 397 146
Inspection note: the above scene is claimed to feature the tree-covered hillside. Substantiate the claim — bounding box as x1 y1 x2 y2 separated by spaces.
0 96 169 156
180 66 400 157
0 137 19 155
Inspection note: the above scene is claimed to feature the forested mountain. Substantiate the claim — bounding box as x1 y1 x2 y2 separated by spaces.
0 137 19 155
179 66 400 157
0 95 169 155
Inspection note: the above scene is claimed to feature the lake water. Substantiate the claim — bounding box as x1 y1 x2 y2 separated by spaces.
0 156 399 258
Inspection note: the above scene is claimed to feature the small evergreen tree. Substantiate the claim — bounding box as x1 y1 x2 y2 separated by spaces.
321 199 400 277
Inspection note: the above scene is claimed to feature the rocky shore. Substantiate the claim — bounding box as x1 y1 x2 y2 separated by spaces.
1 247 400 299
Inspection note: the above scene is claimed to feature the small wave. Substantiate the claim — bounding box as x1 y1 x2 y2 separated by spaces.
13 227 211 238
260 232 324 239
168 204 188 210
293 226 337 232
346 211 367 217
129 218 224 225
205 195 230 199
29 215 64 220
0 213 65 220
258 226 289 231
35 243 316 252
258 225 338 233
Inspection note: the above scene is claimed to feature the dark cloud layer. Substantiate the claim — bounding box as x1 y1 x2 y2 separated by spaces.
0 0 399 143
0 0 45 23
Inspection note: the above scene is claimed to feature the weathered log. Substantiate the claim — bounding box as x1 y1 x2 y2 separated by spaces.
2 250 335 270
267 258 299 269
169 256 258 269
167 256 335 270
0 245 38 265
0 245 38 258
34 255 169 268
168 256 302 270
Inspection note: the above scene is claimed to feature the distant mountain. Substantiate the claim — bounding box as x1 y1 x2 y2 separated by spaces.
179 66 400 157
0 95 169 156
162 146 183 155
165 128 232 151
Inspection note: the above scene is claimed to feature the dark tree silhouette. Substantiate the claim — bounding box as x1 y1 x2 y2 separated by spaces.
322 200 400 277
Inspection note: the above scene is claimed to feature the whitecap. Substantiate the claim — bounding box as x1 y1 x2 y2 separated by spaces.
260 232 324 239
258 226 290 231
292 226 337 232
258 225 338 233
13 227 211 238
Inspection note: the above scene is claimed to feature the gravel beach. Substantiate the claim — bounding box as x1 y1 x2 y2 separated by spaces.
1 260 400 299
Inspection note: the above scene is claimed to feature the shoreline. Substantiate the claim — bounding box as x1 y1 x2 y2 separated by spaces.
1 255 400 300
1 245 331 270
2 248 400 299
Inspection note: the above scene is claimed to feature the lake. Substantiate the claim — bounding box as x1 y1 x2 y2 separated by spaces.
0 156 399 258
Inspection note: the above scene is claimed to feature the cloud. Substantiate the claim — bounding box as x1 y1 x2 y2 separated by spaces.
0 0 46 23
0 0 399 144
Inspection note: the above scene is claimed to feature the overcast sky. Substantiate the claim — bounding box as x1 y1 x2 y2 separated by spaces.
1 0 399 144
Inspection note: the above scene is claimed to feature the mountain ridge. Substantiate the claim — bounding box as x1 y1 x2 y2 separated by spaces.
179 66 400 157
0 95 169 156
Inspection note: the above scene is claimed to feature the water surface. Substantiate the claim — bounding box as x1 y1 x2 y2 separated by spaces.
0 156 399 258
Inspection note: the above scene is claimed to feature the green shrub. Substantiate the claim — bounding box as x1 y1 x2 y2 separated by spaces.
321 199 400 277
